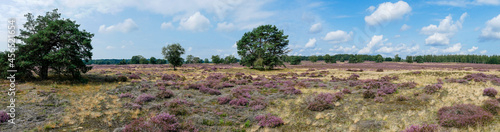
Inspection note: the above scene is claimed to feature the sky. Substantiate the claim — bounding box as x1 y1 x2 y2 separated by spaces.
1 0 500 59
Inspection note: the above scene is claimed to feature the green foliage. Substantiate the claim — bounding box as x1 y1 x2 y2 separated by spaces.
224 55 238 64
290 56 301 65
375 54 384 63
237 25 290 69
415 56 424 63
204 58 209 63
406 56 413 63
384 57 392 61
211 55 223 64
15 9 93 79
324 54 331 63
186 55 194 64
139 58 149 64
149 57 157 64
253 58 265 69
162 43 185 70
309 55 318 63
118 59 127 65
394 54 401 62
193 57 201 64
131 55 144 64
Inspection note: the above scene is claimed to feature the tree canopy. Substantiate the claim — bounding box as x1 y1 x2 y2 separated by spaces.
162 43 185 70
236 25 290 70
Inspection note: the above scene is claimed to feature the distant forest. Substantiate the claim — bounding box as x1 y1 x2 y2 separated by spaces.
86 54 500 65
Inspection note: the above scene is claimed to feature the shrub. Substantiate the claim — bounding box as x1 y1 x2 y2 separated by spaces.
165 99 193 116
307 93 340 111
117 75 128 82
123 102 142 110
249 98 268 110
217 96 231 105
399 81 417 89
424 84 442 94
483 88 498 97
199 86 221 95
229 98 249 106
149 113 179 131
482 99 500 115
123 118 149 132
348 74 360 80
255 113 284 128
402 124 438 132
231 86 253 98
157 90 174 98
119 93 134 98
129 74 141 79
363 90 376 99
374 96 385 103
0 111 9 123
437 104 493 127
135 94 155 103
342 88 351 94
279 87 302 95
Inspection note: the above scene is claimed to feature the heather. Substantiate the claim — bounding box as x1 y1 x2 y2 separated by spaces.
437 104 493 127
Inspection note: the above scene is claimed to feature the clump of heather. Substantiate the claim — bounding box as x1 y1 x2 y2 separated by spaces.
399 81 417 89
149 113 179 131
249 98 268 110
437 104 493 127
402 124 438 132
412 71 422 74
342 88 351 94
129 74 141 79
231 86 253 98
117 75 128 82
199 86 221 95
307 93 341 111
348 74 360 80
363 90 376 99
424 84 442 94
279 87 302 95
123 118 149 132
348 81 363 87
463 73 497 82
119 93 134 98
374 96 385 103
481 99 500 115
255 113 284 128
135 94 156 103
376 69 384 72
123 102 142 110
437 78 444 84
162 74 181 81
396 95 409 101
229 98 249 106
378 84 397 95
0 111 10 123
165 99 193 115
217 96 231 105
157 89 174 98
483 88 498 97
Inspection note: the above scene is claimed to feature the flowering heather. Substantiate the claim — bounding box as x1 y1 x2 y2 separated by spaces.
463 73 497 82
424 84 442 94
135 94 156 103
349 81 363 87
318 83 327 87
149 113 179 131
437 104 493 127
249 98 268 110
483 88 498 97
0 111 9 123
279 87 302 95
342 89 351 94
363 90 376 99
412 71 422 74
217 96 231 105
123 102 142 110
378 84 397 95
402 124 438 132
396 95 409 101
231 86 253 98
229 98 249 106
482 99 500 115
199 86 221 95
437 78 444 84
307 93 340 111
157 89 174 98
295 81 310 88
379 75 399 82
119 93 134 98
123 118 149 132
129 74 141 79
165 99 193 115
399 81 417 89
374 96 385 103
348 74 360 80
255 113 284 128
162 74 181 81
117 75 128 82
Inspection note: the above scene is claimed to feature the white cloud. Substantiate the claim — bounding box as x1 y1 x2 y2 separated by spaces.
480 50 487 54
232 42 237 48
187 47 192 52
468 46 478 52
98 18 138 33
329 45 357 53
443 43 462 53
358 35 384 54
179 12 211 32
429 0 500 7
394 35 401 38
309 23 322 34
216 22 235 32
421 13 467 45
366 6 376 12
106 46 115 49
161 22 174 30
364 1 412 26
400 24 411 31
323 30 353 43
479 14 500 41
305 38 317 48
425 33 450 45
476 0 500 5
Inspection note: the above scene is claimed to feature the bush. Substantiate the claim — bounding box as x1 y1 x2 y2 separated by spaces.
135 94 156 103
229 98 249 106
199 86 221 95
376 69 384 72
374 96 385 103
117 75 128 82
165 99 193 116
249 98 268 110
483 88 498 97
149 113 179 131
129 74 141 79
437 104 493 127
279 87 302 95
399 81 417 89
482 99 500 115
402 124 438 132
307 93 340 111
0 111 9 123
424 84 442 94
363 90 376 99
348 74 360 80
157 90 174 98
217 96 231 105
119 93 134 98
255 113 284 128
342 89 351 94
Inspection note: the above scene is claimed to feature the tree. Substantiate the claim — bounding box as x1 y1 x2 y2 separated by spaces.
204 58 209 63
415 56 424 63
193 57 201 64
406 56 413 63
375 54 384 63
131 55 144 64
15 9 93 79
149 57 157 64
385 57 393 61
118 59 127 65
394 54 401 62
290 56 301 65
348 55 358 63
186 55 194 64
324 54 331 63
162 43 185 70
237 25 290 69
139 58 149 64
211 55 223 64
157 59 167 64
224 55 238 64
309 55 318 63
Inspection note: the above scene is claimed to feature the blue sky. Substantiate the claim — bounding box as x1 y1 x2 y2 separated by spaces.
1 0 499 59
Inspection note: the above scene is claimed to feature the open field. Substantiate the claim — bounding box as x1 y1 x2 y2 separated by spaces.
1 62 500 132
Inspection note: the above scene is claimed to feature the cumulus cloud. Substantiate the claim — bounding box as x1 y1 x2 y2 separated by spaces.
400 24 411 31
364 1 412 26
443 43 462 53
161 22 174 30
480 50 487 54
358 35 384 54
479 14 500 41
329 45 357 53
187 47 193 52
323 30 353 43
305 38 317 48
366 6 376 12
429 0 500 7
179 12 211 32
99 18 138 33
468 46 478 52
216 22 235 32
309 23 322 34
421 13 467 45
